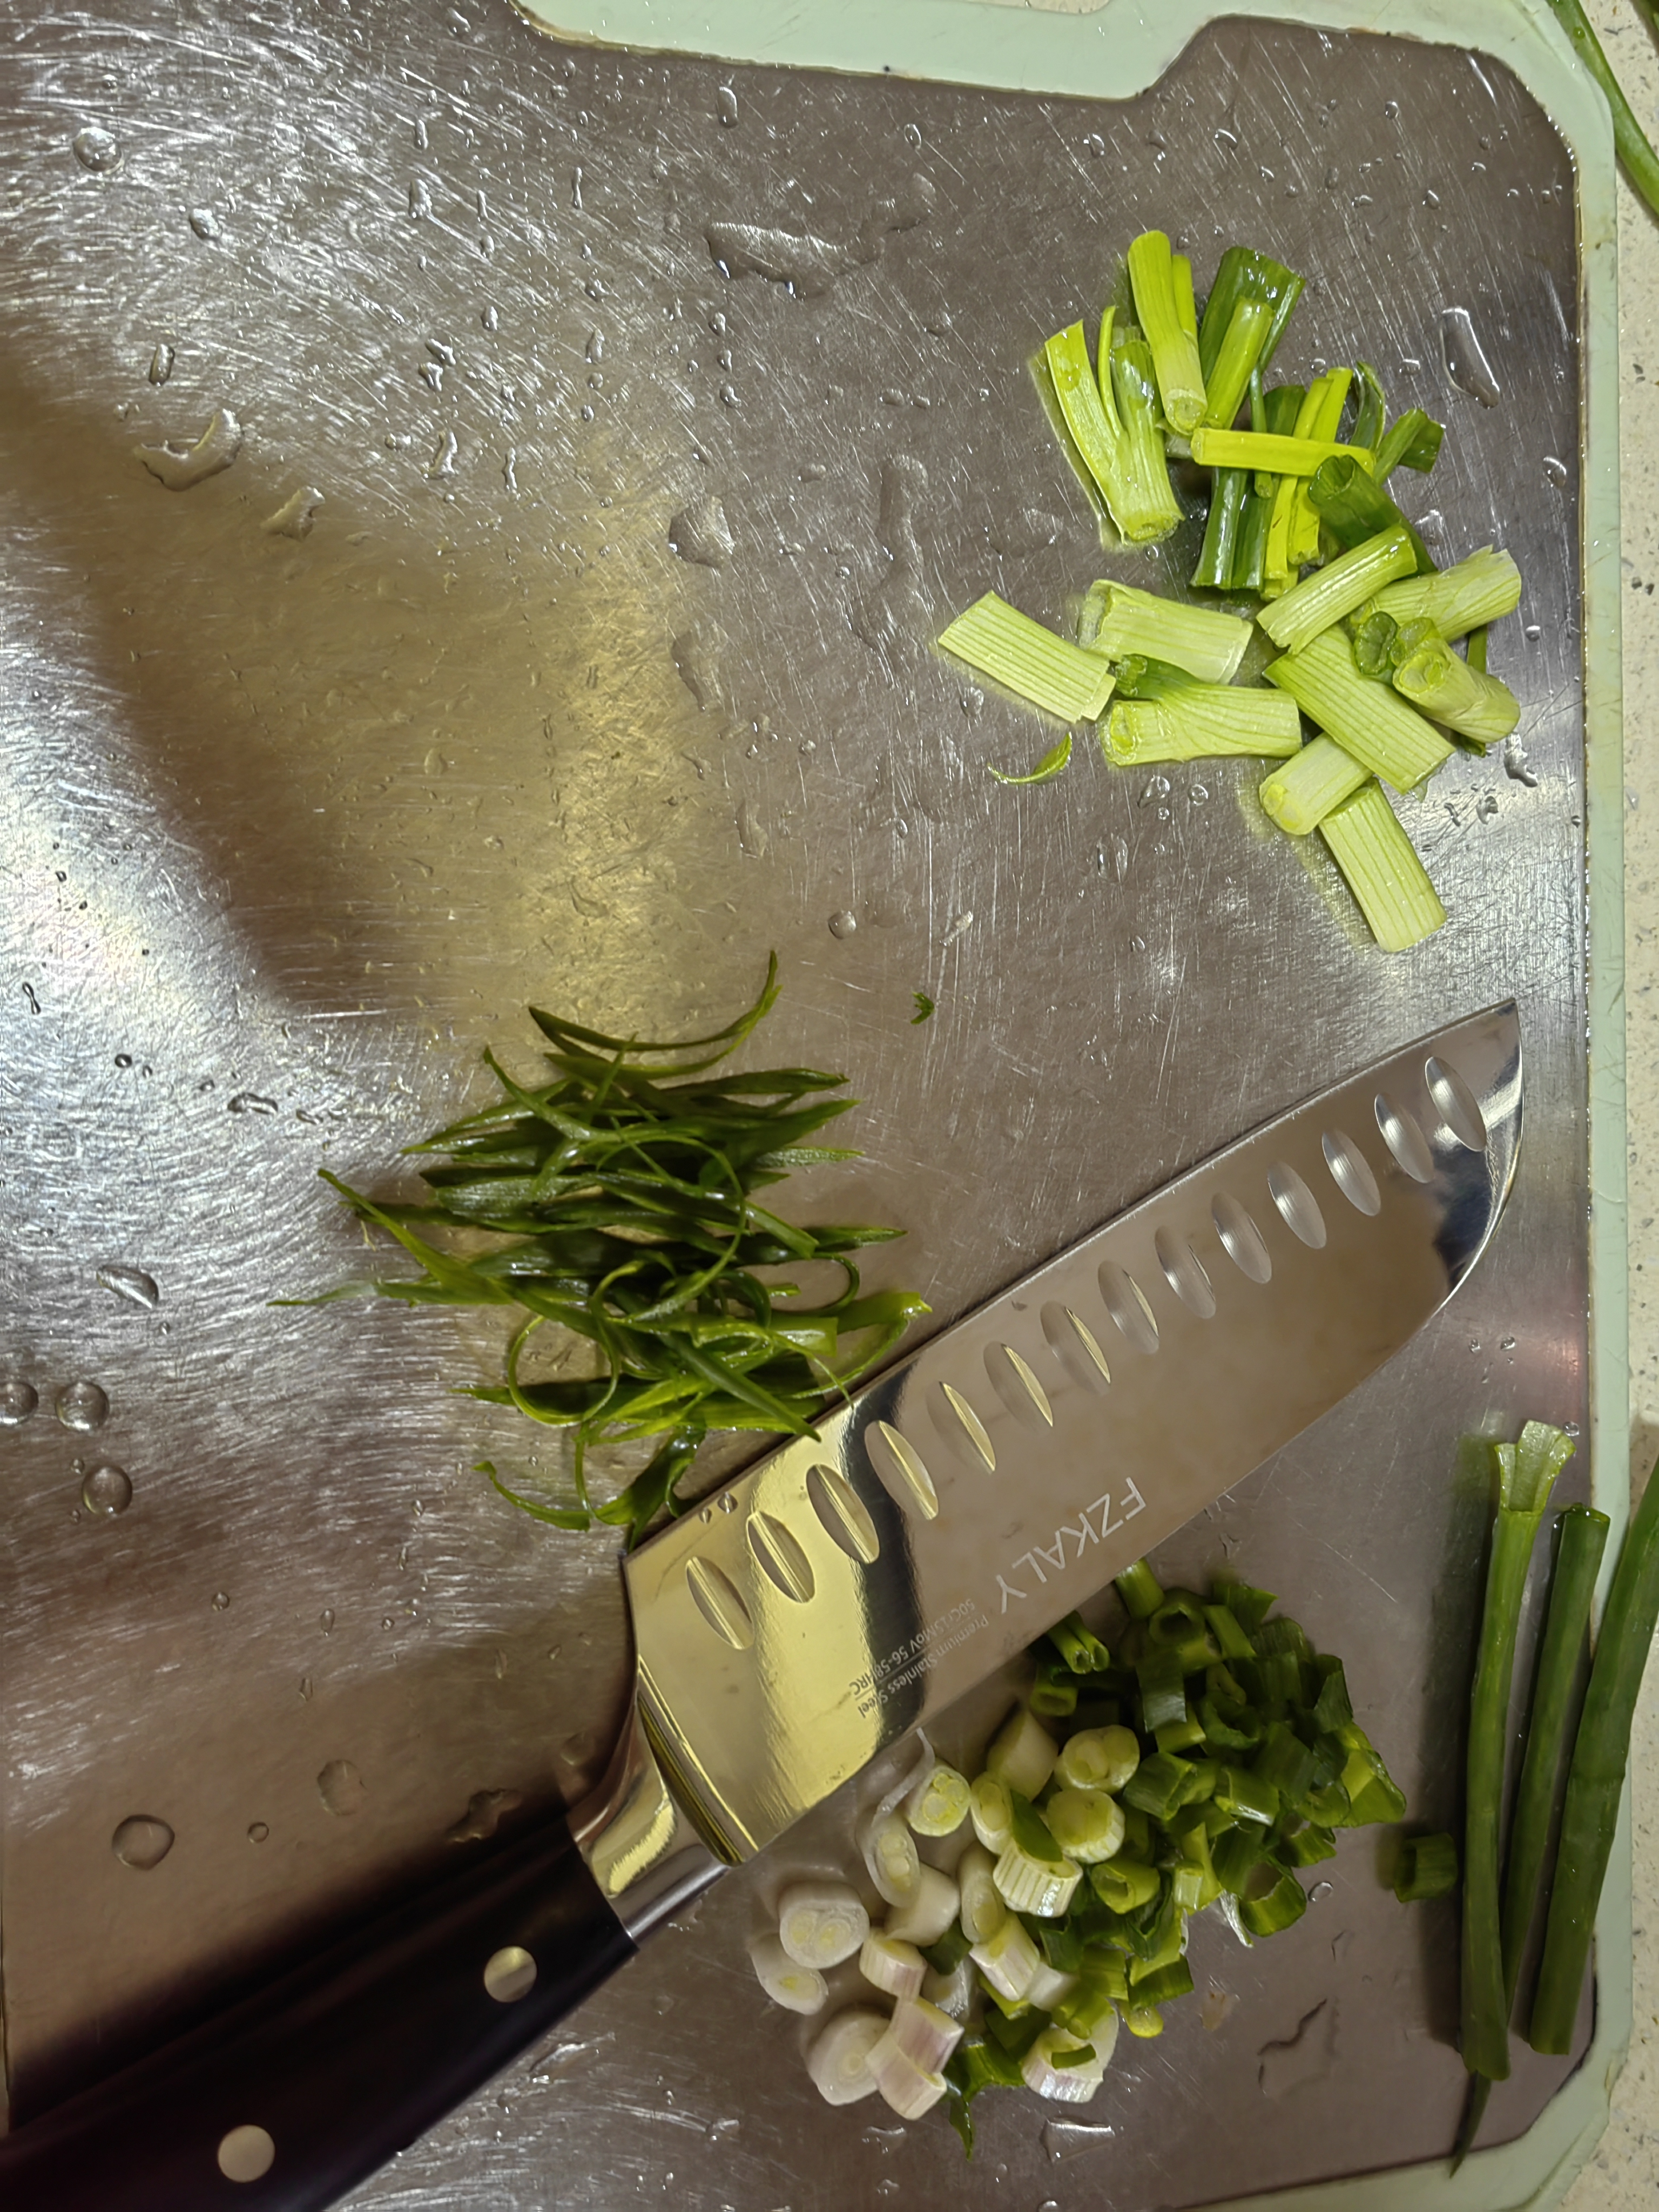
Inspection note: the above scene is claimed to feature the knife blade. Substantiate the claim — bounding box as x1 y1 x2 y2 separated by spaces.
0 1001 1521 2210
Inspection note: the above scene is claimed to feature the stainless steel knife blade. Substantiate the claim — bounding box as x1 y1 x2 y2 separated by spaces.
603 997 1521 1887
0 1002 1521 2212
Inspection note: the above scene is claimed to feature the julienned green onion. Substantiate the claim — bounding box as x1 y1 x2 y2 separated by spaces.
1104 686 1300 766
1394 1832 1460 1903
1391 639 1521 748
1462 1424 1576 2081
1371 545 1523 639
1127 228 1207 437
1042 316 1181 546
1255 525 1418 656
938 594 1117 723
1191 428 1372 476
1530 1451 1659 2054
1264 630 1453 791
1258 736 1370 837
1317 781 1447 953
1501 1505 1609 2007
302 956 924 1549
1080 581 1251 683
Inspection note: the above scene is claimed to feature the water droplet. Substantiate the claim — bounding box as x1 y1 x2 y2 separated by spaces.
57 1381 109 1432
247 1820 269 1843
0 1380 38 1427
580 402 595 422
148 343 175 385
318 1759 366 1816
1440 306 1502 406
668 494 734 568
1188 782 1210 804
716 85 739 126
736 799 768 858
82 1464 133 1515
828 909 858 939
227 1090 280 1119
73 126 121 171
96 1263 160 1310
188 206 222 241
1501 1334 1517 1351
320 1607 335 1634
1042 2117 1115 2160
875 2183 899 2201
1543 454 1568 487
427 429 458 478
719 381 739 407
1476 792 1499 821
1310 1879 1334 1901
942 911 974 945
1139 774 1172 806
381 1614 396 1630
112 1815 174 1870
212 1589 231 1610
444 1787 524 1843
1416 508 1447 548
22 982 41 1014
409 177 432 219
134 408 243 491
262 487 324 539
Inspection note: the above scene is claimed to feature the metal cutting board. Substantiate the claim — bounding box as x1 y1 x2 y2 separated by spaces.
0 0 1624 2206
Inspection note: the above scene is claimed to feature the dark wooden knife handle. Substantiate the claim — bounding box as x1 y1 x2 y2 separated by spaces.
0 1812 636 2209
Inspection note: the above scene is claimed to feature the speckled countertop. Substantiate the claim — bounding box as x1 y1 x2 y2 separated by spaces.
1563 5 1659 2204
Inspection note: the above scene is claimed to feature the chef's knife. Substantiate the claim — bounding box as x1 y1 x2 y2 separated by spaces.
0 1002 1522 2209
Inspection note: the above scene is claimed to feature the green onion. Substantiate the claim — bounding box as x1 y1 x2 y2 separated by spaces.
970 1771 1014 1852
1136 1649 1188 1736
1539 0 1659 228
1264 630 1453 791
1127 229 1207 436
1393 1832 1460 1904
1373 406 1445 480
1192 466 1250 592
1258 737 1370 837
1370 547 1520 638
938 594 1116 723
1501 1506 1609 2005
985 1707 1060 1799
1215 1765 1280 1826
1090 1856 1161 1913
1239 1865 1307 1936
1307 454 1437 574
1103 684 1300 766
1530 1452 1659 2053
1255 525 1418 655
1391 639 1521 748
1191 428 1371 476
1045 1788 1127 1864
1056 1725 1139 1792
1200 299 1273 431
1080 581 1251 683
1115 1559 1165 1620
1047 1611 1112 1674
1466 628 1489 677
1121 1751 1192 1822
988 731 1073 785
1041 317 1181 545
1463 1423 1576 2081
1197 246 1305 385
1317 781 1447 954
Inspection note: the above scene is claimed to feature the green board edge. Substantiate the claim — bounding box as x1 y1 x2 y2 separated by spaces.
505 0 1630 2203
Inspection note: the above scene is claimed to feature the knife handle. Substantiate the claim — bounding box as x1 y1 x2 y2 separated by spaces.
0 1812 637 2210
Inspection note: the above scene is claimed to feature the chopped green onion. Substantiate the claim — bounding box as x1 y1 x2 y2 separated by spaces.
1201 298 1274 430
984 1706 1060 1799
1047 1610 1112 1674
1307 454 1437 574
994 1836 1082 1918
860 1932 928 2000
1115 1559 1165 1620
1281 1822 1338 1868
1127 1955 1195 2007
1464 1424 1576 2080
778 1880 871 1968
1056 1725 1140 1792
1137 1648 1188 1735
1090 1856 1161 1913
1264 630 1453 791
806 2006 888 2106
1530 1448 1659 2053
1022 2024 1109 2102
1192 465 1251 591
1127 229 1207 436
1466 627 1489 677
938 594 1116 723
1317 781 1447 954
970 1910 1042 2000
906 1761 972 1838
1121 2004 1164 2039
1501 1506 1609 2005
1041 318 1181 545
886 1865 963 1947
956 1843 1007 1944
1190 428 1371 476
1372 547 1521 639
1121 1751 1193 1821
1215 1765 1280 1826
1171 252 1198 342
1255 525 1418 655
1258 739 1369 835
1373 406 1446 479
1103 684 1301 766
1203 1604 1256 1662
1030 1654 1081 1718
1080 581 1251 683
1391 639 1520 748
970 1771 1014 1852
867 2030 948 2119
886 1994 966 2075
1045 1787 1127 1864
748 1932 830 2014
1239 1864 1308 1936
1393 1832 1460 1903
988 731 1074 785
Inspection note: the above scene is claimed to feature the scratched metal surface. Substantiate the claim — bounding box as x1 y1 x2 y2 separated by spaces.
0 1 1590 2203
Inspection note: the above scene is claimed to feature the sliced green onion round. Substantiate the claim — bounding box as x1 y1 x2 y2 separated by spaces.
1044 1787 1127 1865
806 2006 888 2105
747 1932 830 2014
1057 1725 1141 1792
777 1880 870 1969
984 1707 1060 1799
884 1864 961 1947
1021 2024 1108 2102
859 1932 927 2000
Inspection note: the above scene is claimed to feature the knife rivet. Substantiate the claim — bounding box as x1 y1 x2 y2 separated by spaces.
216 2126 276 2183
483 1945 538 2003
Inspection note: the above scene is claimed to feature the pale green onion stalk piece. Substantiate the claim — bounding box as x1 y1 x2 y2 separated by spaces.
1171 252 1198 342
1043 318 1180 546
1081 581 1251 684
1264 629 1453 791
859 1931 927 2000
1022 2026 1109 2102
1127 229 1207 436
1258 735 1371 836
1201 298 1273 430
970 1770 1014 1851
1044 1786 1127 1864
956 1842 1007 1944
970 1911 1041 2000
905 1760 972 1838
988 731 1073 785
1104 687 1301 766
868 2032 948 2119
777 1880 871 1968
1122 2005 1164 2039
885 1995 965 2076
884 1864 961 1947
938 594 1116 723
748 1932 830 2014
984 1705 1060 1798
1057 1724 1140 1792
1371 546 1522 639
860 1808 921 1906
806 2007 887 2105
1391 638 1521 748
1317 781 1447 953
1190 428 1373 476
1027 1960 1081 2012
994 1836 1083 1917
1256 525 1418 655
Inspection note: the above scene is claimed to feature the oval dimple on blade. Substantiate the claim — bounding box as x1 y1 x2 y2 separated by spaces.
1211 1191 1273 1283
1375 1092 1435 1182
1425 1055 1489 1151
1098 1262 1159 1354
985 1341 1053 1429
1154 1225 1216 1318
1041 1301 1111 1392
746 1510 815 1603
1267 1161 1326 1249
1321 1127 1382 1216
805 1462 880 1565
931 1381 996 1471
867 1420 939 1520
684 1556 754 1650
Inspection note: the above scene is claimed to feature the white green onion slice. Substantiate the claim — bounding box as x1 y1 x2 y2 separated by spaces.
1026 1960 1081 2012
859 1932 928 2000
885 1994 965 2074
860 1809 922 1907
1043 1786 1127 1865
983 1706 1059 1799
993 1836 1082 1918
883 1864 961 1948
746 1932 830 2015
1258 735 1370 836
969 1770 1014 1851
938 593 1116 723
1056 1724 1139 1792
868 2032 949 2119
806 2006 888 2106
1255 525 1417 655
1081 581 1250 684
969 1911 1041 2001
1021 2025 1108 2103
956 1842 1007 1944
776 1879 870 1970
1317 780 1447 953
922 1956 976 2020
905 1758 972 1838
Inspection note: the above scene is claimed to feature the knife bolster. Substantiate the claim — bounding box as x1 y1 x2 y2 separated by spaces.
570 1696 729 1939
